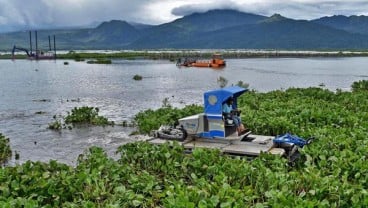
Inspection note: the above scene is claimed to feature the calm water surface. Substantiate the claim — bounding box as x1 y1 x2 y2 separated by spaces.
1 57 367 165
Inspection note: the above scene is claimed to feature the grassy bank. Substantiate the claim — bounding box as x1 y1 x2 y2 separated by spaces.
50 50 368 60
3 50 368 60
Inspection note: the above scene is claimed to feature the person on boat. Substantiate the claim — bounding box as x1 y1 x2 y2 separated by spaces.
176 58 182 65
222 97 248 135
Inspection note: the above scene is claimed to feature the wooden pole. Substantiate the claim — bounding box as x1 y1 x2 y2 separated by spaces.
35 31 38 58
48 36 51 51
29 31 32 55
53 35 56 59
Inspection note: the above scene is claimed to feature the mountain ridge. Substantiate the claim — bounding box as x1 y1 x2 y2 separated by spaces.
312 15 368 35
1 9 368 50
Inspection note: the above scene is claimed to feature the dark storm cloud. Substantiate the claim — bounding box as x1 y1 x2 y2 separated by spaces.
171 1 238 16
1 0 368 32
0 0 161 31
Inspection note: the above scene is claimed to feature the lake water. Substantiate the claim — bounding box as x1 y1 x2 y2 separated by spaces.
1 57 368 165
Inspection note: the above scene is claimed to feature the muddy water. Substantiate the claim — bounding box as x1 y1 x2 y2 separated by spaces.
1 57 367 165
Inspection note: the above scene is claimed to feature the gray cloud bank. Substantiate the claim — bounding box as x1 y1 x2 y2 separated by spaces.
1 0 368 32
172 0 368 20
0 0 158 31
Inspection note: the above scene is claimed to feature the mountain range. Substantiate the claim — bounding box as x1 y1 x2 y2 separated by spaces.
2 9 368 50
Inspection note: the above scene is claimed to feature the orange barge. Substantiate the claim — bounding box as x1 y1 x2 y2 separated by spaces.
177 54 226 68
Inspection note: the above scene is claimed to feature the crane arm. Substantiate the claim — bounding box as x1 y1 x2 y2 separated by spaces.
12 45 32 57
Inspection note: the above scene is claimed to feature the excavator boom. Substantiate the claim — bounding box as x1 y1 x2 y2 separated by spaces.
12 45 32 58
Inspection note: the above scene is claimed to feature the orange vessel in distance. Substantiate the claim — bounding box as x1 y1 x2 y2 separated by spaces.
177 53 226 68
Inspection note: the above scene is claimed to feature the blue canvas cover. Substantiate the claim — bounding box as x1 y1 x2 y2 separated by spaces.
273 133 309 147
204 86 248 114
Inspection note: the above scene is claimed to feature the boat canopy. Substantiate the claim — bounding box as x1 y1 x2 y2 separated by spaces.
212 53 223 59
204 86 248 115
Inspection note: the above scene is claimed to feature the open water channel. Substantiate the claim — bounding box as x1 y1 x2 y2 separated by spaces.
1 57 368 165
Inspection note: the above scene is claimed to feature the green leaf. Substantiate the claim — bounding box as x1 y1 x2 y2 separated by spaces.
309 190 316 196
132 200 142 207
42 172 50 179
191 173 197 180
220 201 232 208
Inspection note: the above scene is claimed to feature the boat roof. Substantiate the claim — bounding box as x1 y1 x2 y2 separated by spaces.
204 86 248 114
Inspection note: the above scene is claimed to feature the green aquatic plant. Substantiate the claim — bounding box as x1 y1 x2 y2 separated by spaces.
235 80 249 88
134 104 203 134
129 86 368 207
217 76 228 88
86 59 112 64
2 84 368 207
133 74 143 81
65 106 114 126
74 58 85 62
14 151 20 160
0 133 12 164
48 120 63 130
351 80 368 92
48 114 67 131
1 138 366 207
161 97 171 108
48 107 114 130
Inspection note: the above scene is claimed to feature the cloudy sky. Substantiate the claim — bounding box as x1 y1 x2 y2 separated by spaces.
1 0 368 32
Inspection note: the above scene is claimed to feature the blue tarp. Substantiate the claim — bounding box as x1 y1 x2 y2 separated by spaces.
204 86 248 114
273 133 309 147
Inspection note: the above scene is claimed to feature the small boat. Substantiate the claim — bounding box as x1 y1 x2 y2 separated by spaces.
177 54 226 68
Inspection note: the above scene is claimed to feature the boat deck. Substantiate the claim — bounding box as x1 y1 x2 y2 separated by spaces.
145 134 285 156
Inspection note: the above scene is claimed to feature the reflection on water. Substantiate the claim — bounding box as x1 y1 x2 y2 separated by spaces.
1 57 368 165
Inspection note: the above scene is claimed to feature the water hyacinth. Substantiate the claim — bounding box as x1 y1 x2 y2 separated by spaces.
1 81 368 207
48 106 114 130
0 133 12 164
65 106 114 126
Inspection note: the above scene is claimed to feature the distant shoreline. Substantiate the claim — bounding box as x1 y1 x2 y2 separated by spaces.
2 50 368 60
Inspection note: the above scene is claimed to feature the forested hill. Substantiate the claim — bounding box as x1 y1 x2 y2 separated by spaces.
2 9 368 50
